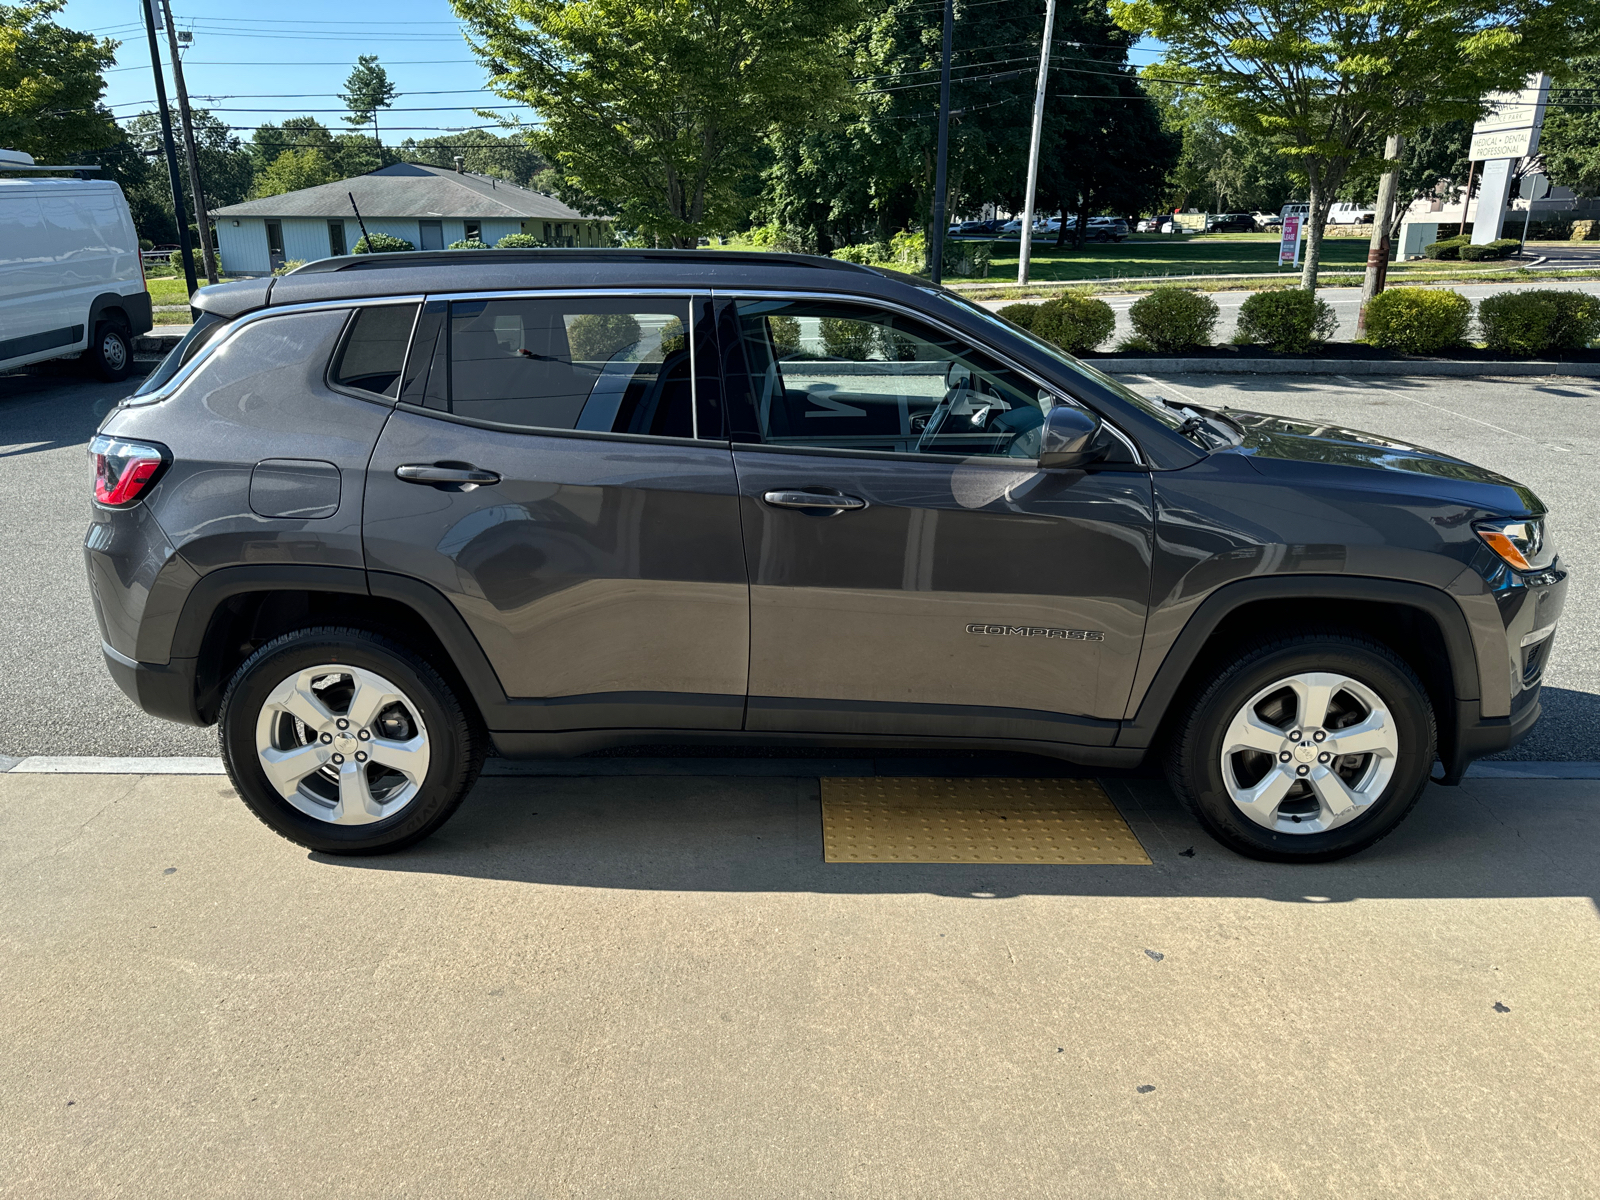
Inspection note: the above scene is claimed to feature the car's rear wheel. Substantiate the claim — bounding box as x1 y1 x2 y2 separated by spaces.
88 319 132 381
219 627 483 854
1166 633 1435 862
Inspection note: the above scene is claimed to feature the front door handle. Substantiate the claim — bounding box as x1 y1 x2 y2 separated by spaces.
763 489 867 511
396 463 501 491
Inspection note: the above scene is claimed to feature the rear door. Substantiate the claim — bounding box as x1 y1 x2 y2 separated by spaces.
364 291 749 733
717 294 1154 747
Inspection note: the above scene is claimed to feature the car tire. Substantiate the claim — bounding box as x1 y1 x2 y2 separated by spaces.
88 319 132 381
1165 632 1435 863
219 626 484 855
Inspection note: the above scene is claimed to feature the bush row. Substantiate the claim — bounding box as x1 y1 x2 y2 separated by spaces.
1423 235 1521 262
352 231 549 254
998 285 1600 357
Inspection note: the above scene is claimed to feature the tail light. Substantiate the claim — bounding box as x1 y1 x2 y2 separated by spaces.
90 434 169 507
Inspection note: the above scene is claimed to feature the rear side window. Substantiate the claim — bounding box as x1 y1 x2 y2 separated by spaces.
331 304 418 398
440 297 693 437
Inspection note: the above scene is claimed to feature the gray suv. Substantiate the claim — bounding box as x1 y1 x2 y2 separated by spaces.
86 250 1567 861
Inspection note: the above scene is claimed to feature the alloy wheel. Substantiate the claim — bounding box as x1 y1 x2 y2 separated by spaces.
1218 671 1398 835
253 664 431 825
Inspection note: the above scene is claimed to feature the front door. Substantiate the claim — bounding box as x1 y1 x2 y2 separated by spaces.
364 292 748 733
718 295 1154 746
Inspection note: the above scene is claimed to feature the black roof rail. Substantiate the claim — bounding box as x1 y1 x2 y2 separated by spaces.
288 247 884 276
0 163 103 175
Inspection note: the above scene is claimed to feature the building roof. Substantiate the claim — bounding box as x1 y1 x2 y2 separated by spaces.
211 162 591 221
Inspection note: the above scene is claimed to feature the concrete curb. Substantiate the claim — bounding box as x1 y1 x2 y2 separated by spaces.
4 754 1598 780
1095 357 1600 377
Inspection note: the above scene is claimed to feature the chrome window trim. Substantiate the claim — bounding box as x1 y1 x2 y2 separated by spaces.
708 287 1144 466
422 288 705 440
122 294 426 407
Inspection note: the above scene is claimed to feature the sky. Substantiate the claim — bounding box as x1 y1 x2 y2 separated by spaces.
63 0 1168 150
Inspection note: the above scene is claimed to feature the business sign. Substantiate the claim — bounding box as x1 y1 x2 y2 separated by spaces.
1469 74 1550 160
1278 213 1303 267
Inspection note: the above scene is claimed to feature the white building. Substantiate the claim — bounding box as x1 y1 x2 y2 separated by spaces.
211 162 607 274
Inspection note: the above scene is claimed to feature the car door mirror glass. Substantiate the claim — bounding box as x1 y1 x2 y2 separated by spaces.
1038 404 1107 470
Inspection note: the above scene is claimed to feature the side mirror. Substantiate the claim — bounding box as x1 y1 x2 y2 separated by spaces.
1038 404 1108 470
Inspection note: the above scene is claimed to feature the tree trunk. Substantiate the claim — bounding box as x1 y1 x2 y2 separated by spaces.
1300 166 1329 292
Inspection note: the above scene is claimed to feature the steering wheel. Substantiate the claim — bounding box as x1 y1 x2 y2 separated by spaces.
915 362 973 454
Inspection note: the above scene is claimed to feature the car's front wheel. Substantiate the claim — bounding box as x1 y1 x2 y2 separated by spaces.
1166 633 1435 862
219 627 483 854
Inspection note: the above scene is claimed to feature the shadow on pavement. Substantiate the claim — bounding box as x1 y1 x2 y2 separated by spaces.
0 371 139 455
320 773 1600 906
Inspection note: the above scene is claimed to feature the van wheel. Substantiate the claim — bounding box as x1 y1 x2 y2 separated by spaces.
89 320 132 381
219 627 484 854
1165 633 1435 862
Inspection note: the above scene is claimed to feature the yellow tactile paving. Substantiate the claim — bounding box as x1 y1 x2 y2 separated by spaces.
820 777 1151 865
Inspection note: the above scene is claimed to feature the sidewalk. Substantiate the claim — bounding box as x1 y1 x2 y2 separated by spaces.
6 767 1599 1196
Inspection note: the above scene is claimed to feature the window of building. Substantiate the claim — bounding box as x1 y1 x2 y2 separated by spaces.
418 220 444 251
464 221 482 242
330 304 421 398
327 220 346 257
265 219 284 264
726 298 1051 460
440 297 693 437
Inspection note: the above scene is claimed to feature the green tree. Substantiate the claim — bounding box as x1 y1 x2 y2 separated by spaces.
454 0 860 247
0 0 118 160
1543 55 1600 197
397 128 544 186
125 106 253 244
1110 0 1594 290
251 147 339 197
341 55 399 147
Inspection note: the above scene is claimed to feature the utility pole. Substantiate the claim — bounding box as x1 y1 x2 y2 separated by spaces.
160 0 218 284
1016 0 1057 285
928 0 954 284
1356 133 1403 337
140 0 197 300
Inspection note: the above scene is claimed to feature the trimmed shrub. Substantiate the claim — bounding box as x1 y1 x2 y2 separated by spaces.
566 312 640 361
495 233 546 248
272 259 306 277
1423 235 1470 260
1478 290 1600 354
1363 288 1470 353
1235 288 1338 352
352 232 414 254
1031 289 1116 355
1460 238 1521 262
1128 286 1219 351
997 302 1040 330
447 238 491 250
820 315 877 360
768 314 802 357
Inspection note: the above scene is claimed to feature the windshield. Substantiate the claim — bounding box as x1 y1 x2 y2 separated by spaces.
132 311 228 397
926 289 1214 437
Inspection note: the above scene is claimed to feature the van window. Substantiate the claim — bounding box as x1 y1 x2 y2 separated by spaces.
441 297 693 437
330 304 419 397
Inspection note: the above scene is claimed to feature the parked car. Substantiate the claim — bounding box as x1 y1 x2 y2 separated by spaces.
0 150 153 379
89 249 1566 862
1276 202 1376 227
1205 212 1257 233
1253 211 1282 232
1087 217 1130 242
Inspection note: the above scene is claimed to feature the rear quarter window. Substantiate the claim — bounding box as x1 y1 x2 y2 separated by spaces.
330 304 420 398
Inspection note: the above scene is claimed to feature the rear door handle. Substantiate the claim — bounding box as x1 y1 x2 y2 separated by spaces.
396 463 501 490
762 489 867 511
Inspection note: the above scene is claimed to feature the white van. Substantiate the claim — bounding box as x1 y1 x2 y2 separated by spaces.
1278 201 1377 226
0 150 152 380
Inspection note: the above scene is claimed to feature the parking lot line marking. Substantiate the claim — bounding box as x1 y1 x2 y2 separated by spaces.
820 777 1151 865
6 756 226 774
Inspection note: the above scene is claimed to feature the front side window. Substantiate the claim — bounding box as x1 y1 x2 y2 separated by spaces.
728 298 1052 460
440 297 693 437
331 304 418 397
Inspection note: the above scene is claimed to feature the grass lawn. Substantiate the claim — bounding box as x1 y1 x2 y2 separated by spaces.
958 232 1374 283
146 276 194 306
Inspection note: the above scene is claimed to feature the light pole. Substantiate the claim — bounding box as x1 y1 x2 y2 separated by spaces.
929 0 954 284
1016 0 1057 285
160 0 218 284
140 0 197 301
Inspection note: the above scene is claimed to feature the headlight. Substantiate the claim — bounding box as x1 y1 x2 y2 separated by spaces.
1474 517 1555 572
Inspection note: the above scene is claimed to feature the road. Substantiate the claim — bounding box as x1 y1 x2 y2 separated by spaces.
0 367 1592 761
5 766 1600 1196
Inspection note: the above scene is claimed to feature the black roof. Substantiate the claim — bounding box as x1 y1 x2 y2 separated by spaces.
194 248 929 318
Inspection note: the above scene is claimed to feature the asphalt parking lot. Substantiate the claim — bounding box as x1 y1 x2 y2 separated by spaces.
0 366 1591 761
